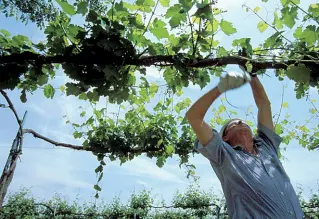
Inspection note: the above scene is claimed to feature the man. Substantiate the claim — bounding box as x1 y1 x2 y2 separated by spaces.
186 71 303 218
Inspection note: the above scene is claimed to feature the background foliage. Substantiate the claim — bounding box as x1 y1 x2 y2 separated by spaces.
1 182 319 219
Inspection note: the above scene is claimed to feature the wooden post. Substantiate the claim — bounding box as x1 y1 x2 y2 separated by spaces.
0 111 27 206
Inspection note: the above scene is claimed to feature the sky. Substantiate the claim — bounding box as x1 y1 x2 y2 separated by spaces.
0 0 319 208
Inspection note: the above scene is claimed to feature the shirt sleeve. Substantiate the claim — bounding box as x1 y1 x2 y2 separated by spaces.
257 123 283 154
194 129 225 166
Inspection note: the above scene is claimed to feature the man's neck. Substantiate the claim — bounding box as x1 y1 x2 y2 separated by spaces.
231 137 256 154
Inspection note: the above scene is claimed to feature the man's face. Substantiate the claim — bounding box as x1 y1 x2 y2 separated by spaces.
222 119 252 142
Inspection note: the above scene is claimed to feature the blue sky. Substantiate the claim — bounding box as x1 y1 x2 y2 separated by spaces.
0 0 319 207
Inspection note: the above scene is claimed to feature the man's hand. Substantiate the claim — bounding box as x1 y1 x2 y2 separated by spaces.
217 71 251 93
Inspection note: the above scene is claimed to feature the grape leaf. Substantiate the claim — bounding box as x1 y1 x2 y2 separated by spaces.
285 64 311 83
44 84 55 99
302 25 317 46
273 11 283 29
257 21 268 32
20 90 27 103
150 82 159 98
245 62 253 73
165 4 185 28
56 0 76 15
87 90 100 102
165 145 175 156
150 18 169 39
76 1 88 15
66 83 82 96
281 6 298 28
206 18 219 33
254 6 260 13
293 27 303 39
94 184 102 191
220 20 237 35
263 31 283 48
156 156 166 168
160 0 170 7
281 0 300 5
0 29 10 37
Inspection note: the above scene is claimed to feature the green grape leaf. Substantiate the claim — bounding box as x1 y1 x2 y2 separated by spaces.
37 75 48 86
217 46 227 57
150 18 169 39
44 84 55 99
232 38 253 55
87 90 100 102
281 6 298 28
257 21 268 32
160 0 170 7
275 123 284 135
80 111 86 117
156 156 166 168
165 145 175 156
20 90 27 103
302 25 317 46
0 29 10 37
168 34 179 46
76 1 88 15
98 172 104 182
79 93 88 100
149 82 159 98
293 27 303 39
285 64 311 83
282 102 289 108
273 11 283 29
206 18 219 33
56 0 76 15
220 20 237 36
264 31 284 48
66 83 82 96
245 62 253 73
254 6 260 13
94 184 102 191
73 131 83 139
165 4 185 28
281 0 300 5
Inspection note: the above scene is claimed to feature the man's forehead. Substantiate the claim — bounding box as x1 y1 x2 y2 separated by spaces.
228 119 243 125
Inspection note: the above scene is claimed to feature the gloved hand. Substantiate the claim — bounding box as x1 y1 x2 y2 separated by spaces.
217 71 251 93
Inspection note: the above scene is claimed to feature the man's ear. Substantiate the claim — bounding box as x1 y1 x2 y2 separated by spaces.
222 134 229 142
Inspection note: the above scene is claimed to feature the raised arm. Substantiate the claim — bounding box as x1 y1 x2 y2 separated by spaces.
249 76 274 131
186 87 221 147
186 71 250 147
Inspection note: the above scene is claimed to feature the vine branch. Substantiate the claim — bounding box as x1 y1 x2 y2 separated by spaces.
2 52 318 74
23 129 85 151
290 1 319 25
243 4 293 45
0 90 23 141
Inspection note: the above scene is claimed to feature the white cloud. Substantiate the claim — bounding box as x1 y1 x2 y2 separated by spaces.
187 83 201 90
116 157 185 184
145 66 163 79
136 180 150 187
215 0 258 10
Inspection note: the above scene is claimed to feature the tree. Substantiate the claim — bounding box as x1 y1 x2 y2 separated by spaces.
1 0 319 201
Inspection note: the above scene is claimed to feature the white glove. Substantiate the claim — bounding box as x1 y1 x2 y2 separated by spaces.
217 71 251 93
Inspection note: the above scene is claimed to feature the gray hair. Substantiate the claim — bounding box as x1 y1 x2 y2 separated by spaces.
219 118 242 137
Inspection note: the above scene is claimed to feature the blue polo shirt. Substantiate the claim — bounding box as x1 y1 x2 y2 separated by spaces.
195 124 303 219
